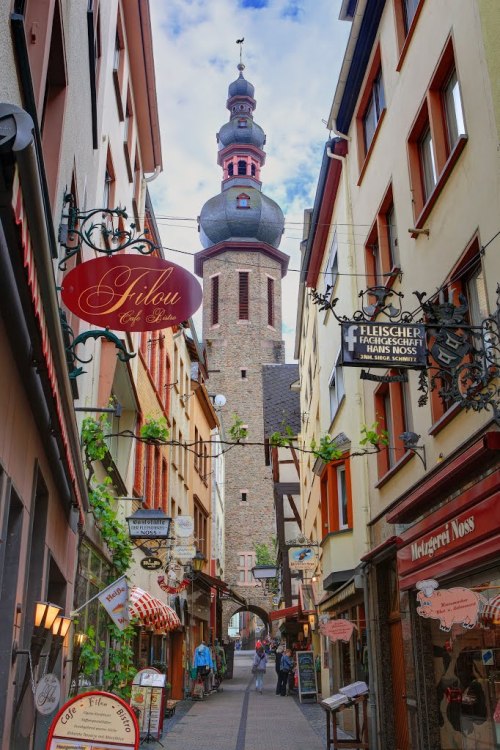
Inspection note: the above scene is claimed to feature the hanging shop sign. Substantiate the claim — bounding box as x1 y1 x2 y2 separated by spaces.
288 546 318 572
174 545 197 561
415 580 482 632
35 674 60 716
341 321 426 369
97 575 130 631
174 515 194 538
46 691 139 750
61 256 203 332
140 556 163 571
319 619 357 643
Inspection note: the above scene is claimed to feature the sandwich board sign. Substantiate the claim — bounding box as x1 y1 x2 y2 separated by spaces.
296 651 318 703
46 691 139 750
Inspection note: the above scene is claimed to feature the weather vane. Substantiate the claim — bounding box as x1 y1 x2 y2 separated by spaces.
236 37 245 65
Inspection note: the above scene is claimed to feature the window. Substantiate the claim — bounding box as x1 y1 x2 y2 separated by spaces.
395 0 425 68
238 118 247 128
363 69 385 152
236 193 250 209
124 90 134 181
324 230 339 295
194 428 200 474
112 12 125 121
407 38 467 225
365 186 399 286
267 277 275 327
237 160 247 175
329 353 345 422
211 275 219 325
228 162 234 177
419 125 437 202
429 238 488 426
194 498 209 560
251 163 256 176
237 552 256 585
337 466 348 529
241 491 247 502
374 376 408 478
38 0 68 207
239 272 249 320
320 459 352 536
355 46 386 174
241 369 247 379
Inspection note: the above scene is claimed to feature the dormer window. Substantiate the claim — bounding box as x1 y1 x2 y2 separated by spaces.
238 118 247 128
236 193 250 209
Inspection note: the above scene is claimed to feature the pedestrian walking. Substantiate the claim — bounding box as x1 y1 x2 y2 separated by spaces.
277 648 293 696
275 643 284 694
252 646 268 693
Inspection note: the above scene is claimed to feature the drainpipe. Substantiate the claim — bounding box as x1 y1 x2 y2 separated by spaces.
360 562 379 750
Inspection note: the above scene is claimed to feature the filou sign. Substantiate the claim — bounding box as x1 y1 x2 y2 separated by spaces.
341 321 426 368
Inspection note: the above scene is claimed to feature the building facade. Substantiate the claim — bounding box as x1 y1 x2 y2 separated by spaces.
298 1 500 749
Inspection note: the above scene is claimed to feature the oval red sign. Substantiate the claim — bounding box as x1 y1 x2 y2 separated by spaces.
61 256 203 332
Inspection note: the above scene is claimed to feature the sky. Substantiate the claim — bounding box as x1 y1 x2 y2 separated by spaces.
148 0 351 361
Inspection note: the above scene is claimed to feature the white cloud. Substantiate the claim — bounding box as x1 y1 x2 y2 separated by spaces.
148 0 350 360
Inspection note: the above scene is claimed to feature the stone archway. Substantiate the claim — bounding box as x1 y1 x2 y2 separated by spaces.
224 602 271 649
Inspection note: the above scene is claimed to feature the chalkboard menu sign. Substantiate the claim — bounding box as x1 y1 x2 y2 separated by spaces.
296 651 318 703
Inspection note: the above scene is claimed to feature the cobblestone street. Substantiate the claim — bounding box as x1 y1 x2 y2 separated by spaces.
162 651 329 750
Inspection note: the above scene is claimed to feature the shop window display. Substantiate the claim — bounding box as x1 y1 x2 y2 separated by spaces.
425 573 500 749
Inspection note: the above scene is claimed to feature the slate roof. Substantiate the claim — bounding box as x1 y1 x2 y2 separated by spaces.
262 363 300 437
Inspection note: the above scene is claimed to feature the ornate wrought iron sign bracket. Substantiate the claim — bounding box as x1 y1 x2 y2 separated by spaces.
311 284 500 425
58 192 159 271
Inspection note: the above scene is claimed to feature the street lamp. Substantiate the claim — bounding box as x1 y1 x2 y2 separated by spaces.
13 601 63 719
251 564 277 594
47 615 72 673
126 507 172 555
192 548 206 573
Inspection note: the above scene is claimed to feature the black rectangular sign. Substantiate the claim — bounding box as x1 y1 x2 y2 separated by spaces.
296 650 318 703
341 321 427 369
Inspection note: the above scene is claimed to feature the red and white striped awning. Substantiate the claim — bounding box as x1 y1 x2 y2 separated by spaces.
482 594 500 624
129 586 181 632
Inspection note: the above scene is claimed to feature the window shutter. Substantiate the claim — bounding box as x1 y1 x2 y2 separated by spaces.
267 277 274 326
211 275 219 325
239 272 249 320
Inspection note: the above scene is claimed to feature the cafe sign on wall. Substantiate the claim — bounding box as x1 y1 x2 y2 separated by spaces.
46 691 139 750
61 256 203 332
341 321 426 369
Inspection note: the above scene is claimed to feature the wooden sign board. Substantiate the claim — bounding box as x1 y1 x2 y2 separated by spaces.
296 651 318 703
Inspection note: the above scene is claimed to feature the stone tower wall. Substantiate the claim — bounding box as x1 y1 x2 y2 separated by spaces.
201 250 285 634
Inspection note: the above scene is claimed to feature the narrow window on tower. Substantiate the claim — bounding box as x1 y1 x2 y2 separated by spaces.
267 277 275 327
227 162 234 177
241 491 247 502
238 159 247 175
239 271 249 320
211 275 219 326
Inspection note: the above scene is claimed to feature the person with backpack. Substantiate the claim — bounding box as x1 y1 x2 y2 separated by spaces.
277 649 293 696
252 646 268 693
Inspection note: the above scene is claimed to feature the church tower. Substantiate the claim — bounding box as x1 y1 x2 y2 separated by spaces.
195 61 289 636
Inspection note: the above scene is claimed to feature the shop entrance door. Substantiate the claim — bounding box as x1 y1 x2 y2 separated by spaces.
389 614 409 749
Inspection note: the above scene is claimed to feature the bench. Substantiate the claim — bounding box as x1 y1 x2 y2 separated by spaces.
165 699 179 718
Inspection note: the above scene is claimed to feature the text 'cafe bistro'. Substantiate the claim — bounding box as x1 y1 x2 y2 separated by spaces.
388 431 500 750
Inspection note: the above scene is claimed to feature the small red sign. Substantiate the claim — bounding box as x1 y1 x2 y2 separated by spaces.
61 256 203 332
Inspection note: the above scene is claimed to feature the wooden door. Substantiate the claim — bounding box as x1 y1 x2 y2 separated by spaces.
389 615 409 749
170 631 184 700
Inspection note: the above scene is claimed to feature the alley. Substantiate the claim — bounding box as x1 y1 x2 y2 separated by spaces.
163 651 325 750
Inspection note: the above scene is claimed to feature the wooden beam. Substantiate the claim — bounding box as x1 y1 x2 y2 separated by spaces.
287 494 302 530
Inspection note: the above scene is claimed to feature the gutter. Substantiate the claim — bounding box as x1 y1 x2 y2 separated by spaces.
300 139 336 284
